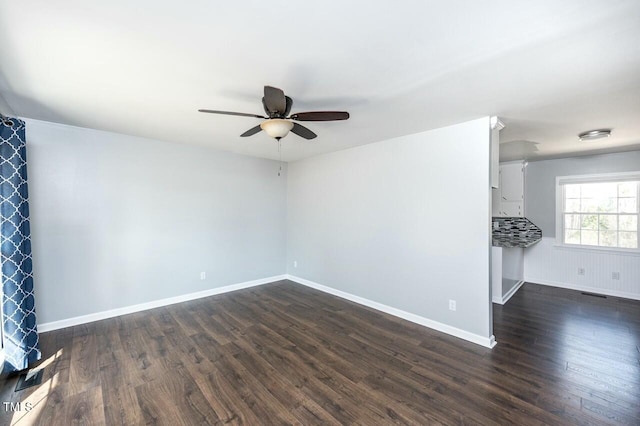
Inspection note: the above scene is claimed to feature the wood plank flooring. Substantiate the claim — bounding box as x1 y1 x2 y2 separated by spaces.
1 280 639 425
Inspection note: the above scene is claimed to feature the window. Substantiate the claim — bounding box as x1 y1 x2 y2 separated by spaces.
557 172 639 250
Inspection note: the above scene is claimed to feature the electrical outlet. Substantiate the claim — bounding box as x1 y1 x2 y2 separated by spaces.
200 272 206 280
293 260 297 268
612 272 620 280
449 300 456 311
577 267 585 276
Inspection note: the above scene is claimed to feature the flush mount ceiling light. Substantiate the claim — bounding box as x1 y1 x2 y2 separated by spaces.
260 119 294 140
578 129 611 141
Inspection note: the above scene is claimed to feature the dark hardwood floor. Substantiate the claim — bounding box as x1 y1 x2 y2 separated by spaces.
2 280 639 425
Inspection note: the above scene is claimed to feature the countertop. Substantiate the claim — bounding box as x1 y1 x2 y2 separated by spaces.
492 217 542 248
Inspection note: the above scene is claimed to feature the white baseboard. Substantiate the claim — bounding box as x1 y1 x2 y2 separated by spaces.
38 273 498 349
523 277 640 301
286 274 496 349
502 280 525 304
492 280 524 305
37 274 287 332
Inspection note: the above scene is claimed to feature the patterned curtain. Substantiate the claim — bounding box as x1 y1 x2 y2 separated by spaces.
0 118 40 372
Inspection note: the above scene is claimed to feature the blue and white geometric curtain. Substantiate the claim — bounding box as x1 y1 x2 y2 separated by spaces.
0 118 40 371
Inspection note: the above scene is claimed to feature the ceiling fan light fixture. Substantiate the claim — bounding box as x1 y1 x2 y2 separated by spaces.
578 129 611 141
260 119 294 139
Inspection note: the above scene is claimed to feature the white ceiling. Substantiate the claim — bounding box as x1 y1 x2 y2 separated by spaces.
0 0 639 162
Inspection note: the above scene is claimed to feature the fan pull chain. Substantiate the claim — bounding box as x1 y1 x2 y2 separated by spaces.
278 138 282 176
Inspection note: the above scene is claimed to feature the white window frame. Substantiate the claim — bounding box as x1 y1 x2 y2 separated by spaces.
555 171 640 254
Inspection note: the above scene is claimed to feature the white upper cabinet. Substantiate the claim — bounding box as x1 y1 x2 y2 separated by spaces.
500 163 524 201
501 201 523 217
491 188 501 216
494 161 525 217
489 117 525 217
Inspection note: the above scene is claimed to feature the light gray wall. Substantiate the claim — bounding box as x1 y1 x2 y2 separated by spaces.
526 150 640 237
287 118 493 339
26 119 287 324
0 91 14 116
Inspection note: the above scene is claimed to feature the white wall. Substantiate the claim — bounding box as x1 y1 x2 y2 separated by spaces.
524 151 640 299
525 238 640 300
491 247 502 302
502 247 523 292
491 246 524 305
26 119 287 324
286 118 494 344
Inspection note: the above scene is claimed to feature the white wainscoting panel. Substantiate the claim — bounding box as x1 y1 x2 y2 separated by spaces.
524 237 640 300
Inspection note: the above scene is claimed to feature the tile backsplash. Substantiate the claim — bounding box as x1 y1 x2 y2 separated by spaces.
492 217 542 248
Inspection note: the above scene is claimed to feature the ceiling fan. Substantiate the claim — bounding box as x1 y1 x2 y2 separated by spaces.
199 86 349 140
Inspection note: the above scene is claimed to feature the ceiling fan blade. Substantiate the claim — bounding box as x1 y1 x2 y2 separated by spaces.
290 123 317 140
199 109 266 119
284 96 293 117
289 111 350 121
264 86 286 115
240 125 263 137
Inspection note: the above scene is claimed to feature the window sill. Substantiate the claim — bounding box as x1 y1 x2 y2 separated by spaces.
553 242 640 256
